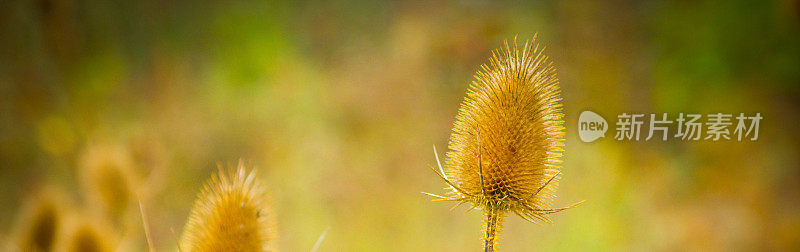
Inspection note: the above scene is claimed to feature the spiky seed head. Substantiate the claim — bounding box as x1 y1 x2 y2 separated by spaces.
445 36 565 223
79 143 138 220
180 162 277 252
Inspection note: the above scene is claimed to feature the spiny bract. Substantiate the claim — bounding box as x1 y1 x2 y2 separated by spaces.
425 36 581 251
180 162 277 252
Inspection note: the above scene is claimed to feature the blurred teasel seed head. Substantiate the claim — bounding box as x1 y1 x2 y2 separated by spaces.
127 133 169 197
57 216 115 252
79 142 138 222
12 188 68 251
425 35 582 251
180 161 277 252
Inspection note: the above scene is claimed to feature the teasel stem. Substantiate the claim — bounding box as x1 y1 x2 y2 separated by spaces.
484 206 503 252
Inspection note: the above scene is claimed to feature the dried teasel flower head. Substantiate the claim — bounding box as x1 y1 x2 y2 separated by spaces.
56 214 116 252
79 142 138 221
180 161 277 252
127 133 169 197
425 35 582 251
12 187 69 251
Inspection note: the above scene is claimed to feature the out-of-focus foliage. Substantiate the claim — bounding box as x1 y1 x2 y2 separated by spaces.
1 0 798 251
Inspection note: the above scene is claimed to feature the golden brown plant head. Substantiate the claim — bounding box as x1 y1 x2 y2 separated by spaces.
79 143 138 220
18 202 59 251
426 36 581 225
128 134 166 179
13 189 67 251
180 162 277 252
56 216 115 252
126 133 169 205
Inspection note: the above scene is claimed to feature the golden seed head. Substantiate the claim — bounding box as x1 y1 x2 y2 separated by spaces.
180 162 277 252
445 37 565 222
79 143 138 220
56 215 115 252
128 133 167 181
20 203 59 251
13 190 65 251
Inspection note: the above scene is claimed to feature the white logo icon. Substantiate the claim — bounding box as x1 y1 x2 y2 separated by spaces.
579 111 607 142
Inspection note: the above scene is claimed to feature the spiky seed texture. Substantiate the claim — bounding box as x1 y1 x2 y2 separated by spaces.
426 36 577 251
181 163 277 252
439 37 571 222
445 37 565 221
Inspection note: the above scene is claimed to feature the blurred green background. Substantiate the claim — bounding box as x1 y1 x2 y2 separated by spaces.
1 0 799 251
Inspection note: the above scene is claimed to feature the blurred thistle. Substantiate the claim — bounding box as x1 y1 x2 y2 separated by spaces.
56 216 115 252
127 133 168 196
11 188 69 251
425 35 582 251
79 142 139 223
180 161 277 251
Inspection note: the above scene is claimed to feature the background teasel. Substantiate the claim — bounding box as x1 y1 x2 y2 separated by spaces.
56 214 116 252
78 140 156 251
126 133 169 198
79 142 140 224
426 36 582 251
10 187 70 252
180 162 277 251
10 187 117 252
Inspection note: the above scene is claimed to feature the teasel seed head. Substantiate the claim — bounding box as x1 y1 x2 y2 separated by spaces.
12 188 68 251
425 35 582 251
56 214 116 252
79 142 138 222
127 133 169 197
180 161 277 252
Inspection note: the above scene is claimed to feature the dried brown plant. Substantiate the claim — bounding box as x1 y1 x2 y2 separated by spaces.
79 142 138 223
56 214 116 252
12 188 68 252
